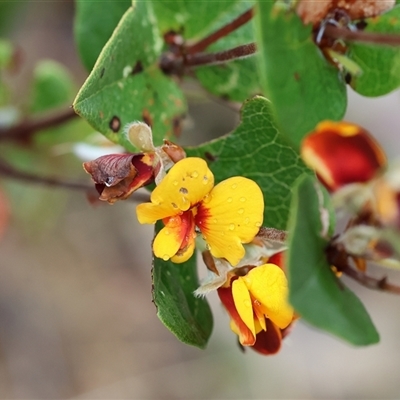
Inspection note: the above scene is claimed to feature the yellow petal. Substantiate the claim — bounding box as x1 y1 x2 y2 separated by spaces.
136 157 214 224
197 176 264 266
153 225 182 261
152 211 195 262
242 264 293 329
232 278 256 339
171 238 195 263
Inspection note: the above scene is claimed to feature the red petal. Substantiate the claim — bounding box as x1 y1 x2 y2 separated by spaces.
301 121 386 191
251 319 282 355
217 284 256 346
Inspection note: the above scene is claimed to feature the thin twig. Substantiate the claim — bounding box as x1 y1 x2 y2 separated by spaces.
0 107 77 142
0 158 150 203
185 42 257 68
186 7 254 54
160 42 257 75
341 264 400 295
0 157 91 191
324 25 400 47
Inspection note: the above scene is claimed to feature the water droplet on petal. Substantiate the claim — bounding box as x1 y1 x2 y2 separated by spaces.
231 184 237 190
171 202 178 209
202 176 209 184
240 197 246 202
229 223 235 231
206 243 211 250
244 218 249 225
162 254 170 261
255 221 261 227
173 180 178 186
244 299 251 308
164 230 170 235
227 197 232 203
191 171 198 178
179 187 188 194
213 218 218 224
238 208 244 215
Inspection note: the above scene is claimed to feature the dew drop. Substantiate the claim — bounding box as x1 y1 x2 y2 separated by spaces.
227 197 233 203
231 183 237 190
240 197 246 202
255 221 261 227
229 223 235 231
164 230 170 235
238 208 244 215
191 171 199 178
202 176 209 184
213 218 218 224
171 202 178 209
244 218 250 225
206 243 211 250
179 187 188 194
244 299 251 308
162 254 169 261
173 180 179 186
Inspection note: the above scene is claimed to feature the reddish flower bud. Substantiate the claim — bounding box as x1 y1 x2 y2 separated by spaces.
301 121 386 192
83 153 155 204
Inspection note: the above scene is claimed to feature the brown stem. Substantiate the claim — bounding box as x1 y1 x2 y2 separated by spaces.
324 25 400 47
341 264 400 295
0 158 150 203
0 157 94 191
185 42 257 68
186 7 254 54
0 107 77 142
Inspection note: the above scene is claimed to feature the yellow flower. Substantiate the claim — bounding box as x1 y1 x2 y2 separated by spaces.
218 260 294 355
136 157 264 265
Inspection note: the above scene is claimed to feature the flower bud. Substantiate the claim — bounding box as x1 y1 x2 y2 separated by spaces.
301 121 386 192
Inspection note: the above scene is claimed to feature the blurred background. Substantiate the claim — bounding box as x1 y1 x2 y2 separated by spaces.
1 1 400 399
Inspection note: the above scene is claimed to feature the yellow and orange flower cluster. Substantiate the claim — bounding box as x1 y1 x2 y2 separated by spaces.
136 157 264 266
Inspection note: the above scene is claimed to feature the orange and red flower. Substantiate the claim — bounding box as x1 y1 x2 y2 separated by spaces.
217 253 295 355
301 121 386 192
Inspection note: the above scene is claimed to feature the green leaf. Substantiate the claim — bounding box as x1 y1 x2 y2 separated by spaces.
152 223 213 348
0 40 13 70
152 0 242 40
29 60 75 114
186 96 309 230
348 6 400 96
73 2 186 150
255 1 347 148
74 0 131 71
194 1 259 101
287 174 380 346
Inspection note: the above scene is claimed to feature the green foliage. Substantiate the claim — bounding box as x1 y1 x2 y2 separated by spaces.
29 60 76 114
152 223 213 348
193 1 259 101
5 0 400 353
255 0 347 148
186 96 309 230
287 175 380 345
152 0 242 40
348 6 400 96
74 0 131 71
0 40 13 70
73 2 186 150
